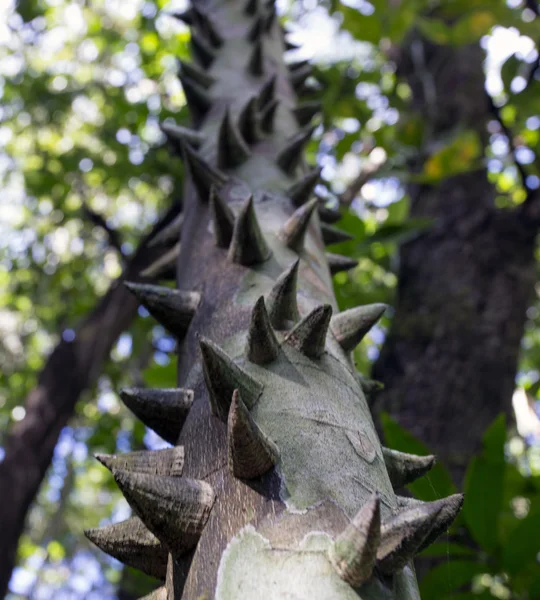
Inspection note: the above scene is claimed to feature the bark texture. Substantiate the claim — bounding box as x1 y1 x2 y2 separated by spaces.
86 2 464 598
0 208 178 597
374 38 538 481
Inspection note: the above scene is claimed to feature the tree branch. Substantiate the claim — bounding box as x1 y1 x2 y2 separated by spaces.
339 161 385 205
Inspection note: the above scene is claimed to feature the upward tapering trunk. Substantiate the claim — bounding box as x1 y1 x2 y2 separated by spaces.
88 2 464 598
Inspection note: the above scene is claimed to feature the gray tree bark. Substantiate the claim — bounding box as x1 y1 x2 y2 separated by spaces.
374 37 538 482
86 2 464 598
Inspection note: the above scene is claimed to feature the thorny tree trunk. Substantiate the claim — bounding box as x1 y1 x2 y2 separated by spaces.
85 2 463 599
0 209 178 597
374 37 538 483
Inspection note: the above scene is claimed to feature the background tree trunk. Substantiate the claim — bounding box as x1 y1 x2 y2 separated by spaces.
374 36 538 482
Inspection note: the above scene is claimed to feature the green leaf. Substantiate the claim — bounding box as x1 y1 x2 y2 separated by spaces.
501 512 540 575
380 413 456 501
419 541 478 559
420 560 487 600
463 415 506 553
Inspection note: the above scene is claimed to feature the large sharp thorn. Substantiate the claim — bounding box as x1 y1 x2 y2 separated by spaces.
290 63 314 89
326 252 358 275
112 469 216 555
285 39 301 51
171 8 195 25
260 98 279 133
199 337 264 422
287 167 322 207
257 74 277 110
263 6 277 32
246 296 280 364
119 388 194 445
95 447 185 477
318 203 341 224
361 378 384 406
267 259 300 329
329 494 380 587
330 304 387 352
244 0 259 15
85 516 168 579
217 109 251 169
247 40 264 76
160 122 204 152
238 96 262 144
148 212 184 247
293 101 322 126
183 143 229 202
247 16 264 42
288 59 311 71
124 282 200 339
140 243 181 281
377 498 458 574
228 195 272 265
210 186 235 248
280 198 318 253
284 304 332 359
228 389 279 478
178 74 212 121
276 125 316 175
191 32 216 68
417 494 464 551
383 448 436 490
321 222 354 245
177 59 215 89
197 12 223 48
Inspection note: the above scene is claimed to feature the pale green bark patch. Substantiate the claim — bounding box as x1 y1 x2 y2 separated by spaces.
215 526 395 600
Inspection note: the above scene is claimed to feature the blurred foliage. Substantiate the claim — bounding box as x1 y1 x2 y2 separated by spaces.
1 0 540 597
382 414 540 600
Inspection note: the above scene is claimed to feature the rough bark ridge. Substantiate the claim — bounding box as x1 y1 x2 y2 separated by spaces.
87 2 463 598
374 39 538 481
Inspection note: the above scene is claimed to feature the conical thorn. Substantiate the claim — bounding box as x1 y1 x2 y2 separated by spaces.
183 143 229 202
383 448 436 490
287 167 322 207
247 40 264 76
210 186 235 248
228 389 279 478
284 304 332 359
260 99 279 133
321 223 354 245
238 96 262 144
112 469 216 555
267 259 300 329
330 304 387 352
124 282 201 339
280 198 318 253
199 336 264 422
85 517 168 579
276 126 316 175
228 195 271 265
329 493 381 587
119 387 194 445
178 74 212 121
326 252 358 275
246 296 280 364
95 446 185 477
178 59 215 89
217 109 251 169
191 32 216 68
293 101 322 126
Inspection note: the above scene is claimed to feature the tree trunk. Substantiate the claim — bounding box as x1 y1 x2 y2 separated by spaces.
0 210 177 597
85 1 464 598
374 36 538 482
